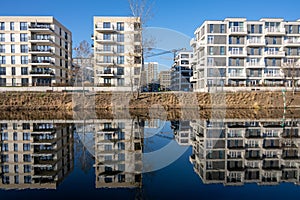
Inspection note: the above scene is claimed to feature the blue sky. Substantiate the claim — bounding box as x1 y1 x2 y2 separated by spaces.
2 0 300 68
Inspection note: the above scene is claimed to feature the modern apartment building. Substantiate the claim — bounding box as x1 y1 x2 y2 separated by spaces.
159 70 171 90
0 121 74 189
93 17 142 91
173 51 193 68
189 118 300 185
94 119 143 188
190 18 300 92
142 62 158 86
0 16 72 86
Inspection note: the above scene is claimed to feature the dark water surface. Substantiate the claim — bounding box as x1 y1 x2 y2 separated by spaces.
1 109 300 200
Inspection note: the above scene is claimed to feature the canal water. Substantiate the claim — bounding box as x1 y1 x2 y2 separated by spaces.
0 109 300 200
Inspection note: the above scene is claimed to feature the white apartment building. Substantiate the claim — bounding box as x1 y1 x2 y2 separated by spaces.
94 119 143 188
143 62 158 85
93 17 142 91
191 18 300 92
173 51 193 68
0 16 72 86
159 70 171 90
0 121 73 189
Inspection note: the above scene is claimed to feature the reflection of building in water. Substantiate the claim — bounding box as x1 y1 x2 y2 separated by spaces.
95 119 144 188
171 121 193 146
190 118 300 185
0 121 74 189
145 119 161 129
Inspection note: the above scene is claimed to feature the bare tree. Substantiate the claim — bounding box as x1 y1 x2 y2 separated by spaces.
281 57 300 106
73 40 94 86
128 0 155 98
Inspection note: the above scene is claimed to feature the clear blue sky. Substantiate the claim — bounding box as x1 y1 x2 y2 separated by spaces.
2 0 300 68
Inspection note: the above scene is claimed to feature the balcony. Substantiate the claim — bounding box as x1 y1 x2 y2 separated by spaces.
263 73 283 79
28 24 54 33
96 59 115 66
95 25 116 32
228 26 247 35
284 38 300 46
95 48 115 54
95 37 116 43
264 27 285 35
96 70 117 77
190 38 197 47
227 73 246 78
28 37 53 44
228 50 247 57
29 59 55 66
264 51 285 57
30 68 55 77
246 39 265 46
245 62 265 68
29 48 53 55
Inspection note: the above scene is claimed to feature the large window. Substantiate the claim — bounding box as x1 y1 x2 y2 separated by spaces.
0 57 6 65
103 22 111 29
220 24 225 33
0 44 4 53
117 56 124 64
117 45 124 53
103 56 111 63
117 34 124 42
11 57 15 65
209 24 214 33
21 67 28 75
103 44 111 52
10 33 15 42
0 22 4 30
11 44 15 53
23 144 30 151
103 33 111 40
20 33 28 42
117 22 124 31
0 33 4 42
10 22 14 30
21 56 28 64
20 22 27 30
220 46 225 55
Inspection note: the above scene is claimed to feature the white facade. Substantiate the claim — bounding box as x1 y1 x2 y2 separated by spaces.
93 17 142 91
191 18 300 92
173 51 193 68
0 16 72 86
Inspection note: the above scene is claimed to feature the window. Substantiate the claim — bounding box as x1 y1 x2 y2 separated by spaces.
0 56 6 64
21 78 28 86
23 132 30 141
118 142 125 150
117 78 124 86
236 58 240 66
0 33 4 42
259 25 263 33
117 34 124 42
0 22 4 30
209 47 213 55
117 56 124 64
208 36 214 44
14 176 19 184
220 24 225 33
251 25 255 33
13 132 18 140
134 67 140 75
0 67 6 75
0 44 4 53
1 155 9 162
24 176 31 184
21 45 28 53
11 57 15 65
22 123 30 130
20 22 27 30
220 46 225 55
2 176 10 184
1 132 8 140
229 36 232 44
134 34 140 42
289 25 293 34
11 44 15 53
117 45 124 53
2 143 8 151
23 165 31 173
117 67 124 75
103 56 111 63
273 37 276 44
272 58 276 66
20 33 27 42
10 33 15 42
103 22 111 28
21 67 28 75
103 44 111 52
103 33 111 40
21 56 28 64
2 165 9 173
23 144 30 151
237 37 240 44
117 22 124 31
14 144 18 152
209 24 214 33
23 154 31 162
10 22 14 30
